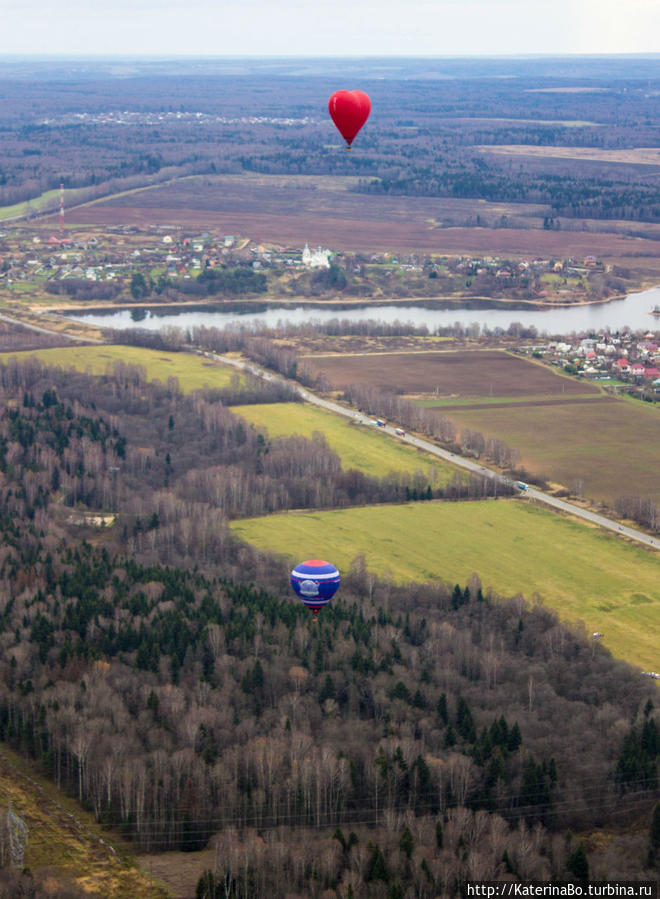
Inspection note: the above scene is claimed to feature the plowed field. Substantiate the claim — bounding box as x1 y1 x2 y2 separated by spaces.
306 349 598 397
61 174 660 259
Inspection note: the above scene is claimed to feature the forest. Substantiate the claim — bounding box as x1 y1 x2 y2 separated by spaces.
0 57 659 229
0 349 657 896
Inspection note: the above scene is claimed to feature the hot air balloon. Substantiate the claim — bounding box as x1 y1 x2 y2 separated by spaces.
328 90 371 150
291 560 340 616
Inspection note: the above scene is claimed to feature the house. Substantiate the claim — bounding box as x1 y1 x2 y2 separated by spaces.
643 367 660 380
629 363 646 378
612 358 630 374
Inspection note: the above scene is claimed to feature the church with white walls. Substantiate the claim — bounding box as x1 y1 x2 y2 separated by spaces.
302 243 331 268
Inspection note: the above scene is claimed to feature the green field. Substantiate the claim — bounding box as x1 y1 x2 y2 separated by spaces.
442 398 660 503
234 402 456 483
231 499 660 671
0 187 90 222
0 345 240 393
415 393 599 408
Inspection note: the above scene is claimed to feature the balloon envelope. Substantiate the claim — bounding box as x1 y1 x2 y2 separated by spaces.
291 560 340 613
328 90 371 148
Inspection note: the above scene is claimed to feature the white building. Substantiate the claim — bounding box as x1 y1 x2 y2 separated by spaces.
302 243 331 269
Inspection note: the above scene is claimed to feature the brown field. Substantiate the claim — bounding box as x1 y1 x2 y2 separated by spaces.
61 174 660 259
479 145 660 166
305 349 600 397
442 398 660 505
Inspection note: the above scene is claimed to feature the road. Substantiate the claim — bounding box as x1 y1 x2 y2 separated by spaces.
208 350 660 553
0 312 105 344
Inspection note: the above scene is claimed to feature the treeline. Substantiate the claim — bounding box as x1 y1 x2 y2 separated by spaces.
0 320 64 353
356 166 660 224
341 382 523 473
45 278 121 302
615 494 660 534
175 267 268 298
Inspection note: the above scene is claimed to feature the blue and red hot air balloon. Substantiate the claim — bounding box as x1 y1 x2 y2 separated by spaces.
328 90 371 150
291 559 340 616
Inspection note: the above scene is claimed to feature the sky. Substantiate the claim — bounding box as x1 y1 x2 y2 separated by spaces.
1 0 659 57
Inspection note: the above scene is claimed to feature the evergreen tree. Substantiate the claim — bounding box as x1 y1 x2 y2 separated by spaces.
365 843 389 883
566 843 589 883
399 826 413 859
649 802 660 867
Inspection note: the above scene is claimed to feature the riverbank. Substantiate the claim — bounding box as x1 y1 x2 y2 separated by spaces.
36 287 648 317
59 283 660 336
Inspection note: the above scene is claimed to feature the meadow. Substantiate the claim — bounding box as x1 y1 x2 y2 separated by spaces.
231 499 660 671
234 402 457 482
0 345 240 393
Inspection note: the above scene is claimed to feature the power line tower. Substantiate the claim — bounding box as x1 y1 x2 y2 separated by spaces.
6 802 28 867
59 182 65 233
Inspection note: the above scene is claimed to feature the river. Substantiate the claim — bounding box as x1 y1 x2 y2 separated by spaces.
66 284 660 335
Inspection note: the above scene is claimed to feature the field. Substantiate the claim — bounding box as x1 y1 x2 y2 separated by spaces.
0 743 167 898
0 345 240 393
305 349 598 397
231 499 660 671
480 145 660 166
234 402 456 482
302 348 660 505
62 173 660 260
442 397 660 505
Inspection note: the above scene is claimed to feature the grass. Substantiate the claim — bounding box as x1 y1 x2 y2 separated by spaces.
443 397 660 504
414 393 599 408
0 346 241 393
0 742 169 897
0 187 90 222
233 402 457 483
231 499 660 671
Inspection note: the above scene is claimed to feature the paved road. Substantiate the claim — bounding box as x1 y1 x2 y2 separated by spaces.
209 350 660 553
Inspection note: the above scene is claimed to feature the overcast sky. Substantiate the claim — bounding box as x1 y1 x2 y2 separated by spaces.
1 0 658 57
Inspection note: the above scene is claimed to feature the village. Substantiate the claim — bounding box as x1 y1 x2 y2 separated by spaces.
0 223 628 303
518 334 660 392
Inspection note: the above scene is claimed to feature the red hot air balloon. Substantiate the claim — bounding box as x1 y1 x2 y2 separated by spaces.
328 90 371 150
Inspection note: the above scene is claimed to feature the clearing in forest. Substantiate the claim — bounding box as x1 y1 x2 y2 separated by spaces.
231 499 660 672
234 402 457 483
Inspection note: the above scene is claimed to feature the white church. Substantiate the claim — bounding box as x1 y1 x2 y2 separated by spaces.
302 243 332 269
